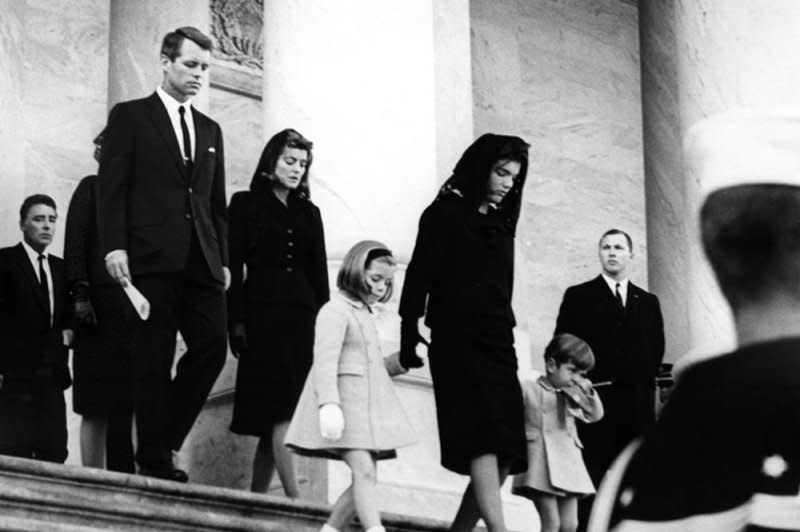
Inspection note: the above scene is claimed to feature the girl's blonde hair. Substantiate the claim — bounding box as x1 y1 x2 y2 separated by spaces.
337 240 396 303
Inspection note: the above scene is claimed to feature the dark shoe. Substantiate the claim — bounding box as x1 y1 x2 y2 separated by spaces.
139 466 189 483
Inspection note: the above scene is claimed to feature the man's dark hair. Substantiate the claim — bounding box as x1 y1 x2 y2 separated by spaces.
160 26 213 60
20 194 57 221
599 228 633 251
701 184 800 309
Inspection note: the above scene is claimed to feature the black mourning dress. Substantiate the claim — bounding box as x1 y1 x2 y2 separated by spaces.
399 194 527 475
64 175 136 415
227 189 329 435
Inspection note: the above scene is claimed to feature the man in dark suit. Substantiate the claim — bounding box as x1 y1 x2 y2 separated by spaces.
96 26 228 482
554 228 664 530
591 113 800 532
0 194 71 462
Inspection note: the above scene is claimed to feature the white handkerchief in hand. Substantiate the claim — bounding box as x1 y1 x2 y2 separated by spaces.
122 282 150 320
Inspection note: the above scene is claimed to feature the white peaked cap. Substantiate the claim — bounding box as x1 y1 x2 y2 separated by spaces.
685 111 800 198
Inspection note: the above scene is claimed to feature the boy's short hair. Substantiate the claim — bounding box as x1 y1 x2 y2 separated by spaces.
337 240 396 303
544 333 595 371
19 194 57 221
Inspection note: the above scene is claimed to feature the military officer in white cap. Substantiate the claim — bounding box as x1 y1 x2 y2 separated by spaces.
588 111 800 531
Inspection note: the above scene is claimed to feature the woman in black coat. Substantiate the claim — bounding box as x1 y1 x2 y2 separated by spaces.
227 129 329 496
399 134 530 532
64 133 136 473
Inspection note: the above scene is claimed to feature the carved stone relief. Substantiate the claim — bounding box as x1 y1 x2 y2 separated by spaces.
210 0 263 71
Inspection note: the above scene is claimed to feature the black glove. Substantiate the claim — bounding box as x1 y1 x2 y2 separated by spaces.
400 319 428 369
229 322 248 358
70 282 97 328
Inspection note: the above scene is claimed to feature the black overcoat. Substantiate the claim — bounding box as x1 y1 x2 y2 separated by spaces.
554 275 664 482
399 195 526 474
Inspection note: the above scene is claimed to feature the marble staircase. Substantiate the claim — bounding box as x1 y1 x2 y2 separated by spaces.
0 456 449 531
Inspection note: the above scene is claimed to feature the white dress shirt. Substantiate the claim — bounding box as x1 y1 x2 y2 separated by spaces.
601 273 628 308
21 240 53 326
156 85 195 163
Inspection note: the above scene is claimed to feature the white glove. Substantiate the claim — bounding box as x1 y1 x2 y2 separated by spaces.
319 403 345 441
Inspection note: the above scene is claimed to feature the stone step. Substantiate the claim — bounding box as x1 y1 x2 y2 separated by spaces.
0 456 449 531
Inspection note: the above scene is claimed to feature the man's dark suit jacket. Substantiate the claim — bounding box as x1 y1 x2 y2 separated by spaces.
554 275 664 481
0 244 69 387
96 93 227 281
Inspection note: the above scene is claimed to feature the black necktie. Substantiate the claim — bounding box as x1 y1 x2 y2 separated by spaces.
615 282 624 311
38 254 50 322
178 105 192 172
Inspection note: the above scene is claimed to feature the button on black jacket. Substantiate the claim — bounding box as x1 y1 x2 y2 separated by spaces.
399 194 515 327
227 190 329 325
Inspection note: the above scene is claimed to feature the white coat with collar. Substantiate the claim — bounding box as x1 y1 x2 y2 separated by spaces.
285 292 416 459
512 377 604 496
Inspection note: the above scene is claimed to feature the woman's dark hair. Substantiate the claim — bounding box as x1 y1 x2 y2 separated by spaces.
249 128 314 199
435 133 530 234
544 333 595 371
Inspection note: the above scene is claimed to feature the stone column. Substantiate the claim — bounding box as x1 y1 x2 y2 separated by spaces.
261 0 474 521
638 0 690 362
641 0 800 361
108 0 210 111
262 0 472 262
0 1 27 244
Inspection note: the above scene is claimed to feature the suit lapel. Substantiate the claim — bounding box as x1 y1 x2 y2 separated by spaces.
146 93 187 179
626 283 641 322
13 244 48 316
591 275 617 313
191 108 209 185
51 259 64 327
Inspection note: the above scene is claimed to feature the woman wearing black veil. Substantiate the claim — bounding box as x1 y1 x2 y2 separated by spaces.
399 134 530 532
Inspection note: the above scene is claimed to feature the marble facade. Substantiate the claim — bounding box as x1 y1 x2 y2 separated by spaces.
0 0 110 250
470 0 647 369
641 0 800 366
5 0 763 529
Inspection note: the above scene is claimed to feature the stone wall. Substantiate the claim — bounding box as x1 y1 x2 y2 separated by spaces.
0 0 110 251
1 2 646 530
470 0 646 371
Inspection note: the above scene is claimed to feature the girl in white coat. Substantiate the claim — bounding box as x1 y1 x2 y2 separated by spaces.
286 240 417 532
